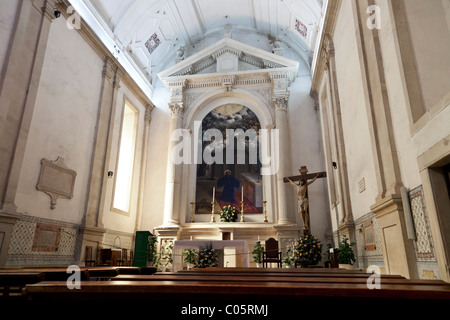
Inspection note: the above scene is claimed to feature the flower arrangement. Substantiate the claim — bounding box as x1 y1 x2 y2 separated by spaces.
196 246 219 268
220 205 239 222
294 234 322 267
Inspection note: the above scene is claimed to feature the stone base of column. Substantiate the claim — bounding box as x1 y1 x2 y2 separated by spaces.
77 226 106 266
0 211 22 267
370 194 419 279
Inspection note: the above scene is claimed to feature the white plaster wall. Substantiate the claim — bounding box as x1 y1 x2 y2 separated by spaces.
0 0 20 77
15 16 103 224
332 0 379 221
140 86 171 232
287 74 330 238
403 0 450 111
377 0 450 190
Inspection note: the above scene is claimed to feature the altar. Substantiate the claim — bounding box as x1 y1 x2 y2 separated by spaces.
172 240 249 272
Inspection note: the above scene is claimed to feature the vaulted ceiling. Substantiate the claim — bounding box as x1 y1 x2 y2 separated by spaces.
73 0 325 96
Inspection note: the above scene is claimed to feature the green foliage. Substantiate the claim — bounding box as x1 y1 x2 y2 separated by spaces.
252 241 264 263
337 236 356 265
147 235 158 265
282 247 295 267
294 234 322 266
183 248 199 265
220 205 239 222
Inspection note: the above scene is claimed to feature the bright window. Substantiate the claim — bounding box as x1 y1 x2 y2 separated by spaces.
113 101 137 212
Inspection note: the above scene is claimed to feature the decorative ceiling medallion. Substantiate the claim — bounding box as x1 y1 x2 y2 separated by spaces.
295 18 307 38
145 33 161 54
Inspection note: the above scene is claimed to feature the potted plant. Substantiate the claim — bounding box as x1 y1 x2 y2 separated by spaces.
282 247 295 268
337 235 356 270
252 241 264 267
183 248 198 270
147 235 158 267
294 234 322 268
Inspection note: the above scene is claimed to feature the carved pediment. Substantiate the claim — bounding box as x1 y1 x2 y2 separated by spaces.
158 37 299 90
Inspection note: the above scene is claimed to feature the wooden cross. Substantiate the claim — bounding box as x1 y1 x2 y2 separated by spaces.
283 166 326 184
284 166 327 234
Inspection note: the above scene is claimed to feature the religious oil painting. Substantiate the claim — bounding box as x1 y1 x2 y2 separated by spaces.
195 104 263 214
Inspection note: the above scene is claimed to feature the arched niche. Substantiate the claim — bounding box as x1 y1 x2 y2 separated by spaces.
182 89 277 224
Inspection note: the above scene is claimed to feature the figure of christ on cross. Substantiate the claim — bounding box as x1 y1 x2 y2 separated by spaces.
284 166 326 234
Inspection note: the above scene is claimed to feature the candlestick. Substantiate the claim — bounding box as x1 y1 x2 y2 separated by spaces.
240 200 245 222
210 201 215 223
263 200 268 222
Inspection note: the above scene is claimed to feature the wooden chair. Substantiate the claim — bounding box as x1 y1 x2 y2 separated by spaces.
128 250 134 267
99 248 112 266
262 238 282 268
118 249 127 266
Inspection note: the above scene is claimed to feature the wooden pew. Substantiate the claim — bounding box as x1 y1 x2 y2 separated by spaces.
110 273 449 287
23 279 450 302
0 267 90 281
174 270 406 279
0 272 45 298
17 266 450 305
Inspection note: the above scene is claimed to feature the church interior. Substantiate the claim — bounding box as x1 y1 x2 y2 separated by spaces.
1 0 450 307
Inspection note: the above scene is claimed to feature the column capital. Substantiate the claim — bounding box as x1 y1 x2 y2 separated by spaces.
102 57 117 84
272 95 289 111
169 102 184 117
144 105 154 125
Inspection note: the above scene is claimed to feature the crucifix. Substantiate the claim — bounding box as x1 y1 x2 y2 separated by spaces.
284 166 326 234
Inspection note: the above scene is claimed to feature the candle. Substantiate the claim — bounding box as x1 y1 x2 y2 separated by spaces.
241 186 244 202
212 186 215 203
258 235 260 241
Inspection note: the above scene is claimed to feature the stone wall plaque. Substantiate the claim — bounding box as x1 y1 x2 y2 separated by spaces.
36 157 77 209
